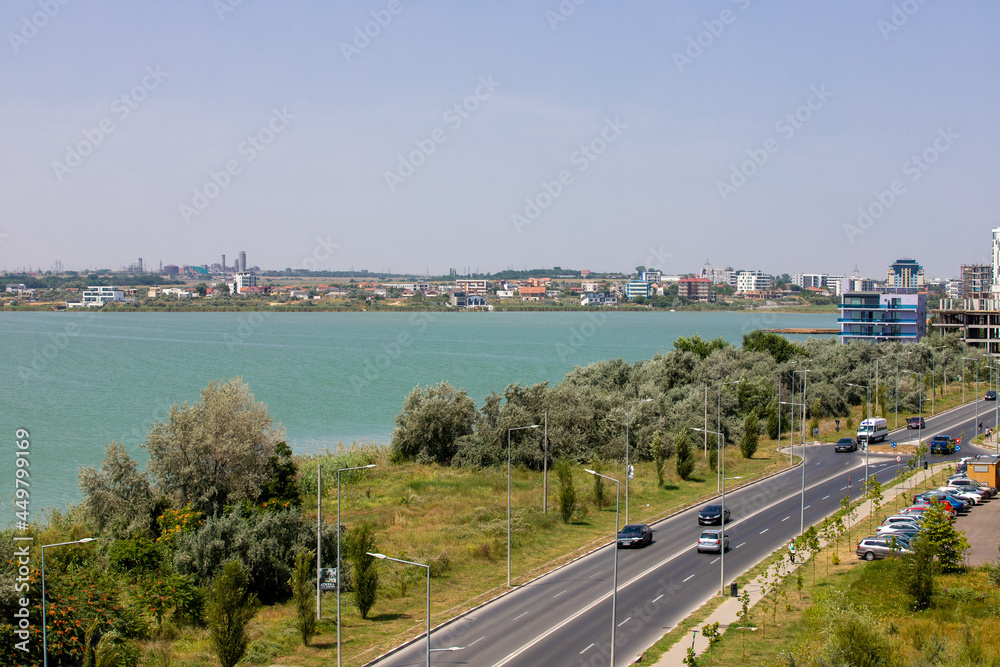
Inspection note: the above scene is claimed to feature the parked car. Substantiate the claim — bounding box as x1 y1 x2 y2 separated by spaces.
987 390 997 401
906 416 926 430
948 476 997 497
857 536 913 561
617 523 653 548
876 522 921 535
929 434 956 455
698 505 731 525
697 529 730 553
878 514 924 530
938 486 986 504
834 437 858 453
914 492 965 512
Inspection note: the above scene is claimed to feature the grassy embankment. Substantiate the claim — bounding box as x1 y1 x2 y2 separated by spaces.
677 464 1000 666
163 447 792 666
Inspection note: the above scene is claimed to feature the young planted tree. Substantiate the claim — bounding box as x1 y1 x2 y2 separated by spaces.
675 429 695 481
739 411 759 459
207 560 259 667
555 458 578 523
346 521 380 619
290 548 317 646
919 501 970 572
863 475 883 534
901 533 936 609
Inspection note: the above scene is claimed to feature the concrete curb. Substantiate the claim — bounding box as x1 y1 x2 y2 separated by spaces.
652 463 952 665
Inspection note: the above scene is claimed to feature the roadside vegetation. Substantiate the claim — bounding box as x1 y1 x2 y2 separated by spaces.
1 331 989 666
675 466 993 667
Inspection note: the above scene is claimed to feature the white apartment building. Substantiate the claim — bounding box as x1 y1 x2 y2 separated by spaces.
734 270 772 293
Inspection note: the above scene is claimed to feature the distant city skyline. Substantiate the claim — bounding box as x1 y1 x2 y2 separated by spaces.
2 2 997 279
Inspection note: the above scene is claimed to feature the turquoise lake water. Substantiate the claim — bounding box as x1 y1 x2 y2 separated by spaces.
0 310 836 513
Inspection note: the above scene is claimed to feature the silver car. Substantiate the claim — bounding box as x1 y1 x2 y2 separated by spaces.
857 536 913 561
697 529 730 553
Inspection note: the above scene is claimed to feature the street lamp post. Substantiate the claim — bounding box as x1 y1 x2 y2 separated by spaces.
902 370 923 458
625 398 653 525
847 382 872 484
793 368 810 534
965 357 980 435
717 380 743 492
42 537 96 667
335 464 377 667
690 426 735 597
367 553 432 667
778 361 800 464
584 468 620 667
508 424 540 587
896 351 912 430
931 345 946 415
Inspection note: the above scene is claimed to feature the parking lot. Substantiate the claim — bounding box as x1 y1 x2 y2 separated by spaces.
955 493 1000 567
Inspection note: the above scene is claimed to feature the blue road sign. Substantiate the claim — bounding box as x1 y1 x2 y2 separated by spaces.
892 442 897 448
956 444 962 452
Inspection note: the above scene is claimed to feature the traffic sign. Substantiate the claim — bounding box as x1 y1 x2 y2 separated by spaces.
956 444 962 452
896 455 902 463
892 442 897 448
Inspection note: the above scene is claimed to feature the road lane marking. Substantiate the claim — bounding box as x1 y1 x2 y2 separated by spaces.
805 505 811 510
683 574 695 582
553 590 567 598
618 617 631 627
781 516 789 521
469 637 485 647
822 495 830 500
513 611 529 621
490 459 879 667
760 528 769 534
580 643 594 654
590 572 601 578
841 486 847 490
652 594 663 603
710 557 720 564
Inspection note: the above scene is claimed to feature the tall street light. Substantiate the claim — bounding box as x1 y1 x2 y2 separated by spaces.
717 379 743 492
964 356 980 436
931 345 947 415
584 468 620 667
625 397 653 525
508 424 540 587
689 426 736 596
901 370 923 457
42 537 96 667
847 383 872 484
777 361 800 464
793 368 810 534
367 553 432 667
335 463 377 667
895 351 912 430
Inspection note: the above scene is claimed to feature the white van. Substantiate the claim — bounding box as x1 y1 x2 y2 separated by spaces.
857 417 889 446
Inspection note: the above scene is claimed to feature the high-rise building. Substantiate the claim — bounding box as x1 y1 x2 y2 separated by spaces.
238 251 247 273
961 264 992 299
221 254 226 273
885 258 925 289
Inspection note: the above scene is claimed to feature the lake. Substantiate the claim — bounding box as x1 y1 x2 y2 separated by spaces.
0 310 836 513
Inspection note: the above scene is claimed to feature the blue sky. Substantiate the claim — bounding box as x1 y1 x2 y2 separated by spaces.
2 0 997 279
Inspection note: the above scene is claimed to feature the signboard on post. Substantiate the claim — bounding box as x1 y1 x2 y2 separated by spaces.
896 455 902 463
319 567 338 592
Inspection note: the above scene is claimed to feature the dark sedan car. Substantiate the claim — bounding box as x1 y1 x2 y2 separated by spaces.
987 390 997 401
698 504 731 525
906 417 925 430
834 437 858 452
617 523 652 548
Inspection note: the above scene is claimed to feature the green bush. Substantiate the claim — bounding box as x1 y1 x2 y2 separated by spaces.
207 560 258 667
346 522 380 619
108 536 163 575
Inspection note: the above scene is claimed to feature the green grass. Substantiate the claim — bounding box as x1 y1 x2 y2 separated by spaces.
158 448 793 666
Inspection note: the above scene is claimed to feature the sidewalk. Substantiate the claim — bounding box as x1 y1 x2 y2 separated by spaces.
653 462 948 665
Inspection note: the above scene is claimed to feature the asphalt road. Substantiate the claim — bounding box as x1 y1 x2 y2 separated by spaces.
366 398 996 667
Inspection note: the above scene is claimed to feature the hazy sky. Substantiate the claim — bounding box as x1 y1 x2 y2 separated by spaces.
2 1 997 279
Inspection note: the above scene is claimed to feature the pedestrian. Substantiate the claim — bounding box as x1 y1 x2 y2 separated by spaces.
980 421 983 432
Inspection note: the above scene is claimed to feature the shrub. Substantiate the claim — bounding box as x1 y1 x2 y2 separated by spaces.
346 522 380 619
740 411 759 459
675 430 695 481
207 560 258 667
650 431 668 488
290 548 317 646
108 536 163 575
555 459 578 523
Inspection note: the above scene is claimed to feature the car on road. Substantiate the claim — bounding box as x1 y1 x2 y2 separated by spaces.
834 437 858 453
987 390 997 401
929 434 956 455
698 505 731 525
696 529 730 553
906 416 926 430
857 536 913 561
616 524 653 548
